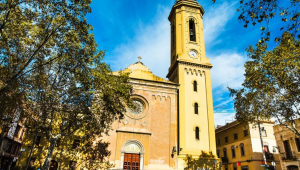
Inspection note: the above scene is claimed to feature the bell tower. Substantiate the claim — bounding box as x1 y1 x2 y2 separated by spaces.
167 0 217 167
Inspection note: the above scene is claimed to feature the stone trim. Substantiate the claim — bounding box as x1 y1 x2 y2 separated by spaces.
116 130 152 135
167 60 212 78
120 139 145 170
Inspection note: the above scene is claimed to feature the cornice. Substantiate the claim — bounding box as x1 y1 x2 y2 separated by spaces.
167 60 213 78
168 1 205 21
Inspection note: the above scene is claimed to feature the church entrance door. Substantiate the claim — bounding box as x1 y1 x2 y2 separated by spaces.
123 153 140 170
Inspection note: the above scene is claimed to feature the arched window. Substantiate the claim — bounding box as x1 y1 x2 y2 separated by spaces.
194 103 198 115
240 143 245 156
189 19 196 41
231 145 236 158
195 126 200 140
193 80 197 92
223 148 227 158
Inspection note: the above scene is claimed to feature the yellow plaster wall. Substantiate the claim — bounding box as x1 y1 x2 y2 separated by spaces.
216 121 281 170
168 0 217 163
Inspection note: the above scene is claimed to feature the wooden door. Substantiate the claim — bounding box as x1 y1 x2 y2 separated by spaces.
123 153 140 170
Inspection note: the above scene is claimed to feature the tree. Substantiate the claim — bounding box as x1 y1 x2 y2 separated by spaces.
229 32 300 136
0 0 95 151
214 0 300 42
0 0 133 169
184 151 219 170
211 0 300 135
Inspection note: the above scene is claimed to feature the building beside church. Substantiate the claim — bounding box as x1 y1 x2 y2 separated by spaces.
105 0 218 169
215 120 281 170
273 119 300 170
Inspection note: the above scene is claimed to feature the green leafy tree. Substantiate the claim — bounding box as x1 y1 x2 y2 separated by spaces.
0 0 95 149
211 0 300 134
0 0 133 170
184 151 219 170
229 32 300 135
213 0 300 42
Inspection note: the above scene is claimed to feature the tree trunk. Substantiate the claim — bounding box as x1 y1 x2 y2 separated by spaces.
25 130 38 170
41 138 57 170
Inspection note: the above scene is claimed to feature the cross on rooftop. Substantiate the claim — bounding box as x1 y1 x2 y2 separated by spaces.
138 56 142 62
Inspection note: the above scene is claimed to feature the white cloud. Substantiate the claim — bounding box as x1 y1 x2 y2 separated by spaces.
210 53 246 91
203 1 237 45
108 2 239 79
108 6 171 78
214 112 236 126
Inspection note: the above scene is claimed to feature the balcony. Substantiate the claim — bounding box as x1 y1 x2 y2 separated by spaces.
221 157 228 164
265 153 274 160
281 152 298 161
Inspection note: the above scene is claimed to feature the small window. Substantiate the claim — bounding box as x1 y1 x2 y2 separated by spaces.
295 138 300 152
193 81 197 92
217 149 220 158
243 129 249 137
217 139 221 145
189 19 196 41
264 145 269 153
234 133 238 140
69 161 77 170
240 143 245 156
194 103 198 115
261 128 267 137
195 127 200 140
225 136 228 143
241 166 249 170
14 125 21 138
35 136 41 146
72 140 80 149
231 146 236 158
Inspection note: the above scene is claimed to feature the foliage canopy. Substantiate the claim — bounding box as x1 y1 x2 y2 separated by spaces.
229 32 300 135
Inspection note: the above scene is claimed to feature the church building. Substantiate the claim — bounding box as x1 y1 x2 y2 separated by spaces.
105 0 217 169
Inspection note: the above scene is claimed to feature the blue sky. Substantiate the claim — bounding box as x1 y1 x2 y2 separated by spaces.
86 0 265 126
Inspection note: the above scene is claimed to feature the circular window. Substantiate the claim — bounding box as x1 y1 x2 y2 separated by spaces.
126 95 149 119
128 100 144 115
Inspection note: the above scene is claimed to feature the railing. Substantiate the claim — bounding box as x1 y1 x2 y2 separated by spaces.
281 151 298 161
221 157 228 163
265 152 274 160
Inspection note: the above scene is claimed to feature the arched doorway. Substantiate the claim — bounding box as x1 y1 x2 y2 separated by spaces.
120 140 144 170
49 160 58 170
287 165 298 170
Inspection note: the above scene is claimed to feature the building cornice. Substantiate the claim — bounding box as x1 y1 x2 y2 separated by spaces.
167 60 212 78
168 1 205 21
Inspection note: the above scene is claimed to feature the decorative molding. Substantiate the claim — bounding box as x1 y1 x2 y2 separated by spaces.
141 121 147 127
123 119 129 125
152 95 168 101
116 130 151 136
179 61 212 68
184 67 204 76
185 6 198 13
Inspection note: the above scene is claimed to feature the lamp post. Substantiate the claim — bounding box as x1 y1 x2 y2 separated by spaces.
257 116 267 170
272 146 276 170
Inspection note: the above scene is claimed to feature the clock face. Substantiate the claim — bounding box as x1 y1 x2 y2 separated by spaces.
190 50 197 57
129 100 144 115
